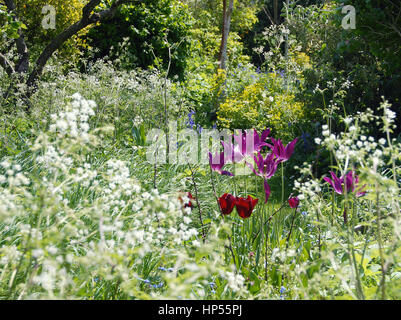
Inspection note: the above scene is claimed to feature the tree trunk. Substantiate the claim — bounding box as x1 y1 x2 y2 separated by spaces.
274 0 278 24
218 0 234 70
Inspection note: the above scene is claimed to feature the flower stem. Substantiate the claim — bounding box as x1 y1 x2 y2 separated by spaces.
281 162 284 203
375 181 386 300
189 164 206 241
209 166 222 216
285 208 297 250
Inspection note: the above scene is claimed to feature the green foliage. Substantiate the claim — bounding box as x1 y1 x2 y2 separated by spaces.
1 0 401 301
335 0 401 74
180 0 261 125
10 0 88 60
85 0 193 78
0 4 27 40
217 70 305 139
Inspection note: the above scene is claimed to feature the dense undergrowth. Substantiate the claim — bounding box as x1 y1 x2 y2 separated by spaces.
1 0 401 300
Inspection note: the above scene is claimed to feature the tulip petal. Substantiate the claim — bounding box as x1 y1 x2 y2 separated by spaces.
263 179 271 203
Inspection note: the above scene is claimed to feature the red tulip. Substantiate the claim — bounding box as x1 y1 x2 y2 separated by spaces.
235 195 258 219
218 193 236 215
288 196 299 209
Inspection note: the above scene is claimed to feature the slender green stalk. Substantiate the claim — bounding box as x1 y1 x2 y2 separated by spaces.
252 200 286 244
375 181 386 300
209 165 222 216
285 208 297 250
281 162 284 203
188 164 206 241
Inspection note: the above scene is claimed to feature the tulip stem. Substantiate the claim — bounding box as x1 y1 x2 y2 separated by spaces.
227 235 238 274
264 223 269 281
252 200 286 244
281 163 284 204
209 166 223 216
188 164 207 242
285 208 297 250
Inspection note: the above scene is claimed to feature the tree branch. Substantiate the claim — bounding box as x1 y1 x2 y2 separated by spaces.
4 0 29 73
26 0 135 95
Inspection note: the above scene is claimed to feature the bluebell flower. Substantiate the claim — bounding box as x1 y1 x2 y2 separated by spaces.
167 268 174 272
302 211 308 216
159 267 167 271
187 111 196 129
280 286 286 294
143 279 150 284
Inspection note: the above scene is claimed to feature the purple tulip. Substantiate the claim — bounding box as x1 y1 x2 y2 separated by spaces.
221 140 245 163
269 137 298 163
223 129 271 163
253 129 271 151
208 151 233 176
249 152 280 203
324 171 366 197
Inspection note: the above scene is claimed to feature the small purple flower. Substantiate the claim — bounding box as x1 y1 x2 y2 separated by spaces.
187 111 196 129
324 171 366 224
324 171 366 197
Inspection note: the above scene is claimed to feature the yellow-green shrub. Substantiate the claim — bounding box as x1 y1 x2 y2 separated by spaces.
217 73 305 139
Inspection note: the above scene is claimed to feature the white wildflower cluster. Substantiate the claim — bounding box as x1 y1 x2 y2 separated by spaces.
224 271 245 293
49 93 95 141
72 163 98 187
0 189 23 223
130 190 199 248
0 90 231 299
315 107 392 170
0 160 29 187
32 259 72 294
101 159 140 214
36 145 73 173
